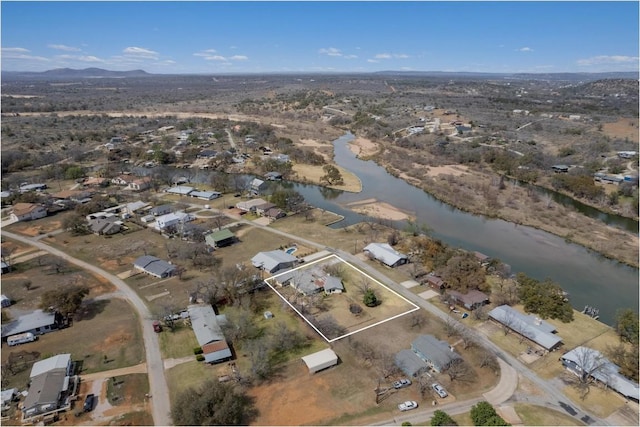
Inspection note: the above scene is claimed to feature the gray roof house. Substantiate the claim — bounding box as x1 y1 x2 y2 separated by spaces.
1 310 62 339
411 335 462 373
88 217 123 235
447 289 490 310
395 349 430 378
251 250 297 274
277 267 345 296
250 178 268 195
187 304 232 364
561 346 639 402
363 243 409 268
488 305 563 351
133 255 176 279
190 190 221 200
22 354 77 422
149 204 174 216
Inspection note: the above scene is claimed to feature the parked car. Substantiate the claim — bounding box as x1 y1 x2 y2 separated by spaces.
393 378 412 389
432 383 448 398
398 400 418 411
83 394 95 412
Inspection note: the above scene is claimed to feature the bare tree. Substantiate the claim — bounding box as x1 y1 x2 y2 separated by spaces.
444 316 459 338
478 347 499 374
407 311 427 329
563 347 610 400
446 359 475 382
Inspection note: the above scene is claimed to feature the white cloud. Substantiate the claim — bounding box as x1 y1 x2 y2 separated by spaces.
194 49 217 57
518 47 533 52
367 59 379 63
319 47 343 57
374 53 409 60
123 46 159 59
2 47 30 53
230 55 248 61
577 55 639 65
206 55 227 61
48 44 81 52
343 54 358 59
56 54 103 63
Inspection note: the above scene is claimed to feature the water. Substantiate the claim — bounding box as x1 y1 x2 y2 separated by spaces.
291 133 638 326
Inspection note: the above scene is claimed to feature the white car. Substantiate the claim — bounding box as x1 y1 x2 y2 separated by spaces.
393 378 412 389
432 383 448 398
398 400 418 411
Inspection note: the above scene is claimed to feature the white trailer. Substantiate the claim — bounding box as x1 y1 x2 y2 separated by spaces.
7 332 37 346
301 348 338 374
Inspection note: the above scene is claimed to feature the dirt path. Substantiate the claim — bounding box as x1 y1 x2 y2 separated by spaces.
81 363 147 381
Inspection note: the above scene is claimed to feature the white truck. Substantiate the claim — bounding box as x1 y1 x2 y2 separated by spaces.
7 332 37 346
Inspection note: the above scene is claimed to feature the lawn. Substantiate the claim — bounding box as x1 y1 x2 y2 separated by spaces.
1 298 144 389
158 322 200 359
514 403 585 426
563 384 628 418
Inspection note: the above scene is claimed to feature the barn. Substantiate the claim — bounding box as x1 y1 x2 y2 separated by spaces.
301 348 338 374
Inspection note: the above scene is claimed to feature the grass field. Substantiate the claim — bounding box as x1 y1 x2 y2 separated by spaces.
158 322 200 359
514 403 585 426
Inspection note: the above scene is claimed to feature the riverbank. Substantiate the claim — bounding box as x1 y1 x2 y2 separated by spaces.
372 145 639 268
291 163 362 193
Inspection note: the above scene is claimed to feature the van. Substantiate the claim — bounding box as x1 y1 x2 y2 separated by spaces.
7 332 37 346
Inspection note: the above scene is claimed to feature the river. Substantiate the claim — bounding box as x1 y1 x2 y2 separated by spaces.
290 133 638 326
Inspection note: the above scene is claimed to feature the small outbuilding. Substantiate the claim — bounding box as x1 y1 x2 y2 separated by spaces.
301 348 338 374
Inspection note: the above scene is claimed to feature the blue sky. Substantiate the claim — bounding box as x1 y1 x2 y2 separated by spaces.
2 1 639 74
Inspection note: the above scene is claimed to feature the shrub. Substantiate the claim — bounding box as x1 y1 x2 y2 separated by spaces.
196 354 205 362
193 347 203 355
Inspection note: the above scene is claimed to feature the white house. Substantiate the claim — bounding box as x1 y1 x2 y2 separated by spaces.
10 203 47 222
363 243 408 268
154 211 195 231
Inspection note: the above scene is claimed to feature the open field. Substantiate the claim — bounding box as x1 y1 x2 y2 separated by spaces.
514 403 585 426
291 163 362 193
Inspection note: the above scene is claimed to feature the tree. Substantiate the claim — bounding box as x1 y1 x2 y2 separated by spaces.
63 213 90 235
441 253 487 292
171 379 255 425
563 346 609 399
363 288 379 307
516 273 573 322
470 401 509 426
320 164 344 185
430 410 458 426
446 358 475 382
614 309 639 345
40 284 89 316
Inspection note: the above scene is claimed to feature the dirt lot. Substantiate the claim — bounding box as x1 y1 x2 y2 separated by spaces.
600 117 639 143
344 198 414 221
292 163 362 193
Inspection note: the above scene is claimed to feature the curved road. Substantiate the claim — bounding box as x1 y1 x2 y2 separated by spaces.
1 230 172 426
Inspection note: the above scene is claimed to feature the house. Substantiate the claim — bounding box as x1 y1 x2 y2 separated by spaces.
264 171 283 181
187 304 232 364
1 388 17 413
1 262 10 275
250 178 268 196
198 149 218 159
617 151 638 159
154 211 195 231
205 229 237 248
395 349 431 378
22 354 78 422
50 190 93 203
190 190 221 200
363 243 409 268
473 251 491 266
265 207 286 220
165 185 194 196
236 198 268 213
10 203 48 222
560 346 639 402
271 154 290 163
276 266 344 296
552 165 569 173
149 204 174 216
488 305 563 351
88 217 123 235
19 183 47 193
446 289 489 310
82 177 107 188
411 335 462 373
1 310 63 340
251 250 297 274
126 177 152 191
133 255 176 278
123 201 149 216
301 348 338 374
111 174 138 186
424 273 446 290
594 173 624 185
255 202 277 216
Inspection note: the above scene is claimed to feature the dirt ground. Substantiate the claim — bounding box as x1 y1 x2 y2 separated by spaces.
348 137 380 158
601 118 639 143
424 164 470 177
344 198 414 221
292 163 362 193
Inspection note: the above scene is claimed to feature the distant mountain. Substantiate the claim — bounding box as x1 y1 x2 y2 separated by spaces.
2 67 152 79
374 70 639 82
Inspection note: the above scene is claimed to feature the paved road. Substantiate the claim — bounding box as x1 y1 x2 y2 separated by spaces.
0 230 172 426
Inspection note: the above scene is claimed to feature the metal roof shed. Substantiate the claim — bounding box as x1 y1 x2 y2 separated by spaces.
301 348 338 374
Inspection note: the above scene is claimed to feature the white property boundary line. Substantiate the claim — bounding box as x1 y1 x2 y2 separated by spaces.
265 254 419 343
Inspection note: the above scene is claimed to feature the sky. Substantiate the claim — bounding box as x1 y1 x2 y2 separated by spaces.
1 1 639 74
